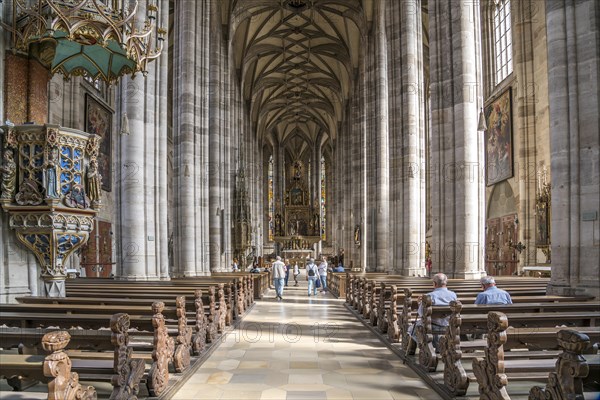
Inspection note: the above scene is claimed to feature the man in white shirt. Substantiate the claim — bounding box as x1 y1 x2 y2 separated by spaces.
318 256 328 292
272 256 286 301
306 258 319 296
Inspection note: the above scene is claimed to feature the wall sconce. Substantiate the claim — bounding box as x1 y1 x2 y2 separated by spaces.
477 107 487 132
120 113 130 135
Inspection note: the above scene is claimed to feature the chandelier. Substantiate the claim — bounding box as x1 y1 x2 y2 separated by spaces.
2 0 166 83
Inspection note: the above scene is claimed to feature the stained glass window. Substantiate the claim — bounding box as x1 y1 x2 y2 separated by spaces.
320 156 326 241
268 155 274 241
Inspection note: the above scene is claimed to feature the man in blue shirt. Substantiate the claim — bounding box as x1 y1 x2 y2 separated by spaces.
411 273 458 351
475 276 512 305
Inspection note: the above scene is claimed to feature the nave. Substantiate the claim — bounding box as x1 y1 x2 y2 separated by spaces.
171 279 435 400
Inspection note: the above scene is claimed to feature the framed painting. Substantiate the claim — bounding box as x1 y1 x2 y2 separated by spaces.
485 88 513 186
85 94 112 191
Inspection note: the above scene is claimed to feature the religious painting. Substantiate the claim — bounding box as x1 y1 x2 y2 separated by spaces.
85 94 112 191
290 187 304 206
485 88 513 186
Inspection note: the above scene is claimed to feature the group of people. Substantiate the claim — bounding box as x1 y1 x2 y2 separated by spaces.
270 256 337 300
412 272 513 350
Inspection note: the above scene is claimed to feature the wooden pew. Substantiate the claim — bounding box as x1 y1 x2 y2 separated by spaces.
433 301 600 397
412 293 600 372
0 314 148 399
471 312 600 400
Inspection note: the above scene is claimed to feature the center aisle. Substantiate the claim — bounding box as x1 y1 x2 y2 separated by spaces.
172 275 438 400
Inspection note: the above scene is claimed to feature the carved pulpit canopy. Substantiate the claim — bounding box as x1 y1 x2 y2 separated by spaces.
0 124 101 297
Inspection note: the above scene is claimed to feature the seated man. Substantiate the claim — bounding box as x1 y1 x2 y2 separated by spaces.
333 263 345 273
411 273 457 351
475 276 512 305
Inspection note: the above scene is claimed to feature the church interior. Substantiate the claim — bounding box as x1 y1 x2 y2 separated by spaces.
0 0 598 399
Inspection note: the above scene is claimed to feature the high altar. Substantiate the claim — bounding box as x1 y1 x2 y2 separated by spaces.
272 160 321 264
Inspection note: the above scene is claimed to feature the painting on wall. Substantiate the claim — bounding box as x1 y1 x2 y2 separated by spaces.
85 94 112 191
485 88 513 186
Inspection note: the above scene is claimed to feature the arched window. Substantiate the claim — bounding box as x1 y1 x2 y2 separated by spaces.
492 0 513 84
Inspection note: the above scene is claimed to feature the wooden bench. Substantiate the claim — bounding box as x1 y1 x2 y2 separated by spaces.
423 300 600 397
471 312 600 400
0 314 147 399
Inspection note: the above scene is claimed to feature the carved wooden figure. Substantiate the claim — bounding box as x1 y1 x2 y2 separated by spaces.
206 286 219 343
472 311 510 400
401 288 417 355
529 329 591 400
438 301 469 396
387 285 400 342
378 283 389 333
147 301 175 397
193 289 208 355
109 313 145 400
416 294 439 371
217 283 228 333
236 279 245 316
42 330 97 400
173 296 192 372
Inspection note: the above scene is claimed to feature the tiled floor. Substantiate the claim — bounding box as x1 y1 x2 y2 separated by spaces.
171 279 439 400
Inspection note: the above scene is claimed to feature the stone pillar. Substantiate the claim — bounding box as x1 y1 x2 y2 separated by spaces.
388 0 426 275
209 0 222 271
117 0 169 280
372 0 390 272
172 0 210 276
546 0 599 297
429 0 484 279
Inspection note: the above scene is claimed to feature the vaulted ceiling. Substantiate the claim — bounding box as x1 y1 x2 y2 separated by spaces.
230 0 372 155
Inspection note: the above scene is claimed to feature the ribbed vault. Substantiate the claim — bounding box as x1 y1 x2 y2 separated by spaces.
230 0 368 149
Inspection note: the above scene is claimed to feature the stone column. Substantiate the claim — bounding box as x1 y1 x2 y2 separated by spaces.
117 0 168 280
546 0 599 297
209 0 222 271
372 0 390 272
172 0 211 276
429 0 484 279
388 0 426 275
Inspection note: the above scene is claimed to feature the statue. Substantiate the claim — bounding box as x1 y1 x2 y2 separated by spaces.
0 149 16 200
15 178 44 205
314 213 320 234
275 213 282 236
64 184 90 209
354 225 361 247
293 161 302 179
44 146 60 199
87 159 102 204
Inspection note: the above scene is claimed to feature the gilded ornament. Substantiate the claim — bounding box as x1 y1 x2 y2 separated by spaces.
0 149 17 200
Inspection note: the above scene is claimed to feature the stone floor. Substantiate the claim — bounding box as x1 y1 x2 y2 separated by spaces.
170 278 438 400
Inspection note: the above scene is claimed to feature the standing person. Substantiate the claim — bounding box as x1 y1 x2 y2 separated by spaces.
284 259 291 286
306 258 319 296
475 276 513 305
232 259 239 272
272 256 286 301
318 256 328 292
293 262 300 286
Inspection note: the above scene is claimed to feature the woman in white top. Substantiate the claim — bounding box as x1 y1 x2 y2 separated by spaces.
293 263 300 286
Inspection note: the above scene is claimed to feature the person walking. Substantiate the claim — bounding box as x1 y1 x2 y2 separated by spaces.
272 256 286 301
318 256 328 292
284 259 291 286
293 262 300 286
306 258 319 296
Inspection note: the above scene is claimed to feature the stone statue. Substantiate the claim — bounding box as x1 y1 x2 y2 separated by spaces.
44 146 60 199
0 149 16 200
87 159 102 204
64 184 90 209
15 178 44 205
